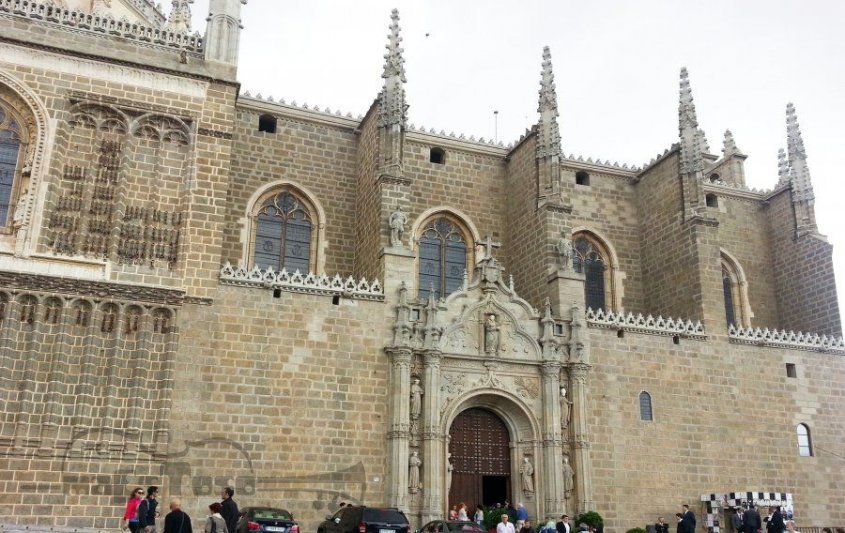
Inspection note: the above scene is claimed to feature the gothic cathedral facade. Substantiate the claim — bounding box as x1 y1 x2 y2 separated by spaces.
0 2 843 532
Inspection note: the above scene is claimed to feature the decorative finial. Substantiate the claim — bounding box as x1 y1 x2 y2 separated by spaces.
786 103 813 202
379 9 407 127
165 0 193 33
537 46 562 159
777 148 789 186
678 67 708 174
722 129 740 157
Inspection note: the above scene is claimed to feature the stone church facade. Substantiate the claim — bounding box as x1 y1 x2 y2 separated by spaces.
0 1 843 532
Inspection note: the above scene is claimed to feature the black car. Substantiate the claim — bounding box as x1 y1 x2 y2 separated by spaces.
419 521 486 533
318 506 409 533
236 507 299 533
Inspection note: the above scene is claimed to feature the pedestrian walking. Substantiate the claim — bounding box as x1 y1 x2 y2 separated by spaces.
205 503 229 533
497 514 516 533
163 499 193 533
732 508 745 533
745 505 762 533
515 503 528 530
475 505 485 528
123 487 145 533
542 520 557 533
138 486 161 533
681 505 696 533
556 514 571 533
221 487 239 533
766 507 784 533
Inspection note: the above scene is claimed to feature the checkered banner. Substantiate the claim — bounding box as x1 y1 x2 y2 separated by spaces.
699 492 794 533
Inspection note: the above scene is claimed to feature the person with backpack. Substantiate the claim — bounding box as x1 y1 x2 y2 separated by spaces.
137 486 161 533
205 503 229 533
163 498 193 533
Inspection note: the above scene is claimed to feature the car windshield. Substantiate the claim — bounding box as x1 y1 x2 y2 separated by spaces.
249 509 292 520
362 509 408 524
446 522 484 532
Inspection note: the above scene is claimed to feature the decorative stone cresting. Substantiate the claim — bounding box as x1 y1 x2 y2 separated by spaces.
219 262 384 301
729 325 845 354
0 0 203 53
586 308 706 339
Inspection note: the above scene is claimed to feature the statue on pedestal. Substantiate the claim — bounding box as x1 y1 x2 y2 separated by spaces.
520 456 534 494
408 451 422 493
562 455 575 499
389 207 407 247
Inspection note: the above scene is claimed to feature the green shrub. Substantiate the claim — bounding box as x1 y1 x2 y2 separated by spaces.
573 512 604 530
626 528 647 533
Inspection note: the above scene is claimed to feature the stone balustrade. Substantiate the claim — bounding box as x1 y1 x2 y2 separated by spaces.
0 0 203 52
219 262 384 301
586 307 706 339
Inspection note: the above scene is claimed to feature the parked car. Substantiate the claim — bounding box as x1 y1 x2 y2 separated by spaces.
418 521 486 533
235 507 299 533
317 506 409 533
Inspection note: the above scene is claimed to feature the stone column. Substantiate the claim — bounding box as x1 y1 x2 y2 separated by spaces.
541 362 565 519
40 299 73 453
14 297 44 449
569 362 594 513
420 349 443 525
386 347 412 511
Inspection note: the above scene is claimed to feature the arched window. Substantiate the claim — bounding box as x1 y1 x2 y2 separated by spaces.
0 99 25 228
573 234 610 311
796 424 812 457
639 391 653 421
252 189 315 273
417 216 470 300
721 250 751 328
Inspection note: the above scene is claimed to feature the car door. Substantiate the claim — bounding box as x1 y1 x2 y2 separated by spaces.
326 508 345 533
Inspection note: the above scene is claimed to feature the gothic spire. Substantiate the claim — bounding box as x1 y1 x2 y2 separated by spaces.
777 148 790 187
165 0 193 33
379 9 407 127
537 46 562 159
678 67 708 175
786 103 814 202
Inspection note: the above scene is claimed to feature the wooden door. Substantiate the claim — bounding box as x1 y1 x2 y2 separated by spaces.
449 408 511 510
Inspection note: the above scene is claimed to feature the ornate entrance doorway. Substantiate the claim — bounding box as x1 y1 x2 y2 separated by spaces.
448 408 511 508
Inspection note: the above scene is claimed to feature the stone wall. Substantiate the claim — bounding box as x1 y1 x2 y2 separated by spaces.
588 326 845 532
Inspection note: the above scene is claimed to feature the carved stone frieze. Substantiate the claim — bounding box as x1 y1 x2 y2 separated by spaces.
513 376 540 399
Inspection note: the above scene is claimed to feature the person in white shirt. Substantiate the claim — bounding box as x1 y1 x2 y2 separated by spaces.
497 514 516 533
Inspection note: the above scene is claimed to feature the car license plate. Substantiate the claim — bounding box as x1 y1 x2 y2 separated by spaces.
379 529 394 533
265 527 287 532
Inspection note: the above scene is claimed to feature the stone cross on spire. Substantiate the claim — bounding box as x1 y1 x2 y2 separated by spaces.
678 67 708 175
379 9 407 128
165 0 193 33
786 103 814 203
537 46 562 159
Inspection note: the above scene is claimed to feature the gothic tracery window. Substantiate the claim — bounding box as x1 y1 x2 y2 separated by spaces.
252 189 314 273
721 251 751 328
0 100 24 228
572 234 609 311
418 216 469 300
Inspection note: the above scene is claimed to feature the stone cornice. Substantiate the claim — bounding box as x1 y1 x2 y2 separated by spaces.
405 130 508 157
237 96 361 131
586 308 707 340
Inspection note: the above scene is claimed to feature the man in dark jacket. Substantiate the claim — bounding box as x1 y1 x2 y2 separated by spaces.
744 505 762 533
221 486 239 533
731 508 745 533
655 517 670 533
137 486 161 533
163 498 193 533
766 507 784 533
681 505 696 533
556 515 571 533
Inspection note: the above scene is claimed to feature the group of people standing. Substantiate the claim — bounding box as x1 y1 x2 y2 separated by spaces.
122 486 240 533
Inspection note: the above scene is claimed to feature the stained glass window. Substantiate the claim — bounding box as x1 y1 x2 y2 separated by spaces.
418 217 467 300
639 391 653 421
573 236 606 311
253 191 312 273
0 102 23 227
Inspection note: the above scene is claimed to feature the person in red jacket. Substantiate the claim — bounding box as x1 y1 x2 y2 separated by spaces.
123 487 145 533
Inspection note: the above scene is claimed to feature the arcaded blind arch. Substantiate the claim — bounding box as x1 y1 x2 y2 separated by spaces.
796 423 813 457
720 249 753 328
0 98 26 228
416 213 474 300
572 230 620 312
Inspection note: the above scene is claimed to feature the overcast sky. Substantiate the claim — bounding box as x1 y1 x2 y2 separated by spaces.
188 0 845 330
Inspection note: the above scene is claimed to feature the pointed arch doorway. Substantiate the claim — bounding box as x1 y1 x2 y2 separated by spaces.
448 408 511 509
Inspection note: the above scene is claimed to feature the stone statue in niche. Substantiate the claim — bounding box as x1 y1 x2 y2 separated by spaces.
12 188 28 229
410 378 423 419
388 206 408 247
562 455 575 499
520 456 534 494
560 386 573 431
484 314 500 356
408 451 422 493
556 232 573 271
